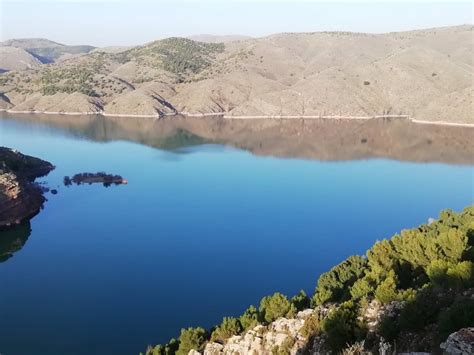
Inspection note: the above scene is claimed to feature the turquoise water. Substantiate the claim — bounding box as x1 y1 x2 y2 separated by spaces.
0 116 473 355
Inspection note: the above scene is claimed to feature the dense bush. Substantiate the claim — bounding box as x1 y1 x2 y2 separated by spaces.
146 338 179 355
427 259 474 288
321 301 366 352
210 317 242 343
398 287 454 332
374 271 399 303
239 305 259 331
291 290 311 311
175 327 208 355
438 297 474 340
260 292 297 323
313 255 367 305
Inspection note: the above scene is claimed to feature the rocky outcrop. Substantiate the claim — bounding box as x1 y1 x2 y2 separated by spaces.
198 309 323 355
188 303 472 355
361 299 404 332
0 147 54 227
440 328 474 355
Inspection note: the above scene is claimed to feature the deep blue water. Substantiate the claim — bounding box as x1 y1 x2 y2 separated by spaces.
0 116 472 355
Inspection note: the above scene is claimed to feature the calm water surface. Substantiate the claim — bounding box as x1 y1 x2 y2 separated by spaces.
0 116 473 355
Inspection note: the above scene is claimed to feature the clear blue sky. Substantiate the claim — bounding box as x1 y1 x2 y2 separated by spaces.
0 1 472 46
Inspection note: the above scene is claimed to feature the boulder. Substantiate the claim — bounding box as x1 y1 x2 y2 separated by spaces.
440 328 474 355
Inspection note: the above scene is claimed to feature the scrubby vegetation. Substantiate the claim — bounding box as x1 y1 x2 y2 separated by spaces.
38 54 109 96
114 37 224 81
0 37 225 100
143 206 473 355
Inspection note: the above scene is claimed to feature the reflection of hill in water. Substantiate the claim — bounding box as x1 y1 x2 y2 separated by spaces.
16 115 212 150
0 222 31 263
2 113 473 165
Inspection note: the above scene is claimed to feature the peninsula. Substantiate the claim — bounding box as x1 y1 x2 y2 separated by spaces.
0 147 54 227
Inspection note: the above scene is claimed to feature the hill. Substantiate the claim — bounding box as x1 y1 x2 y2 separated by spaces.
0 38 95 63
0 26 472 123
0 46 43 72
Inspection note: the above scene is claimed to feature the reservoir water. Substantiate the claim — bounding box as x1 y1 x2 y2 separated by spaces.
0 114 473 355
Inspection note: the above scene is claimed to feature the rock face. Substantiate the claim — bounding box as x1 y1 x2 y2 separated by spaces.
440 328 474 355
0 147 54 227
187 303 473 355
200 309 316 355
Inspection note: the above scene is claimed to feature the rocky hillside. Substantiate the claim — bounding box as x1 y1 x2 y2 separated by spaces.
0 25 472 123
0 147 54 227
144 206 474 355
187 309 474 355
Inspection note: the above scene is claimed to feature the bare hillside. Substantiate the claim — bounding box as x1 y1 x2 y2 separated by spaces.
0 47 42 72
0 26 472 123
0 38 95 63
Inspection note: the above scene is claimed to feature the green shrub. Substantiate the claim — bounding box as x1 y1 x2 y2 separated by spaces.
313 256 367 305
350 277 375 300
239 305 260 331
176 327 207 355
259 292 296 323
438 297 474 340
145 338 179 355
210 317 242 343
427 260 474 289
374 271 399 304
300 312 322 339
378 315 399 342
398 287 454 332
291 290 310 311
321 301 366 353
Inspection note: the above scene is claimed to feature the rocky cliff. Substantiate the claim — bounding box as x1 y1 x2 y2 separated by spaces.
0 147 54 227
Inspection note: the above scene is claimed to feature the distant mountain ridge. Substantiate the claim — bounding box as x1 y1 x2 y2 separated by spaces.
0 38 95 67
186 34 252 43
0 25 472 123
1 38 64 48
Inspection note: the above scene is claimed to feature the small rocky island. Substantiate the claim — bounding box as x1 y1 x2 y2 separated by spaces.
0 147 54 228
64 172 128 187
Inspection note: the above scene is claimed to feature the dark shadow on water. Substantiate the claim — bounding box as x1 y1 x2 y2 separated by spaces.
0 222 32 263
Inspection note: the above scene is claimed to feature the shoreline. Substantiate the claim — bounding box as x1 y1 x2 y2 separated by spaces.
1 109 473 128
